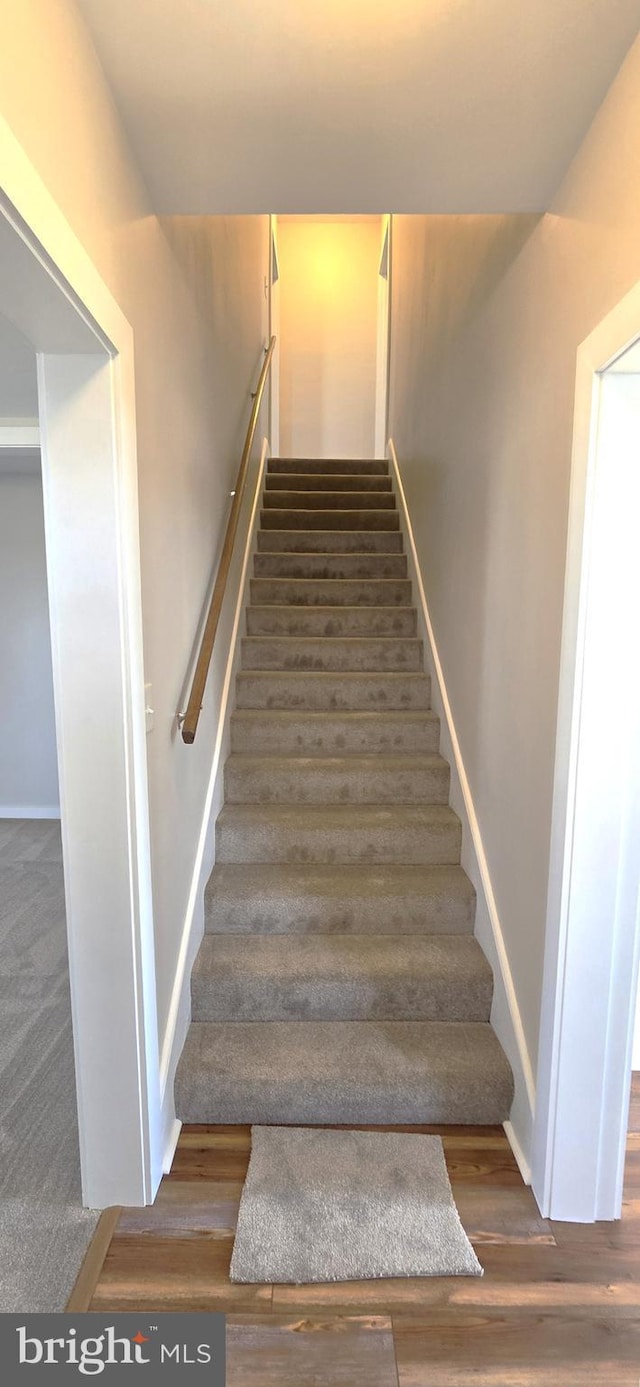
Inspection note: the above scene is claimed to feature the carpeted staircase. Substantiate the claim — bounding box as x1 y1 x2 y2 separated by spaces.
175 457 514 1126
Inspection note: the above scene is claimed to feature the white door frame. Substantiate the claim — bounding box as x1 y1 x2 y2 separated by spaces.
532 277 640 1222
0 118 162 1206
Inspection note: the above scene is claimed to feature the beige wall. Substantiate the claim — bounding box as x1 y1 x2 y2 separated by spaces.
0 0 268 1041
388 33 640 1075
278 219 381 458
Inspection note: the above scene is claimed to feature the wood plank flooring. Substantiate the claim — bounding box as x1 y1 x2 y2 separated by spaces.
89 1089 640 1384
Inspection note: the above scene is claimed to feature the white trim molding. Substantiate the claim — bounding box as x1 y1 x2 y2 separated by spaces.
1 115 162 1207
532 278 640 1222
0 805 60 819
389 440 535 1181
0 421 40 447
504 1120 532 1186
162 1118 182 1176
159 437 271 1158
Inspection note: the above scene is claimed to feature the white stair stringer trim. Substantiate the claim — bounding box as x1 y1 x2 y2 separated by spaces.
158 437 271 1160
504 1119 532 1186
162 1118 182 1175
389 439 535 1183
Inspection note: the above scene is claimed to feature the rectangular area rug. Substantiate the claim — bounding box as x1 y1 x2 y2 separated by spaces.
229 1125 482 1283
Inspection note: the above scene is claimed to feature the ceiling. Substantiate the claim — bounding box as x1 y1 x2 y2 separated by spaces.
78 0 639 213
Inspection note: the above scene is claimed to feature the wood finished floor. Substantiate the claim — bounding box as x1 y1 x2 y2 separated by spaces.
90 1088 640 1384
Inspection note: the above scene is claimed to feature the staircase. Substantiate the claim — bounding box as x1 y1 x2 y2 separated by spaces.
175 457 513 1126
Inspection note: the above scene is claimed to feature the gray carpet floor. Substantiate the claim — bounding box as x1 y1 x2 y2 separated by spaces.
0 819 99 1311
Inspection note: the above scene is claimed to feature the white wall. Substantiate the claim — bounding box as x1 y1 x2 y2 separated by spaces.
278 218 381 459
0 314 39 418
0 1 269 1050
0 459 59 815
388 32 640 1099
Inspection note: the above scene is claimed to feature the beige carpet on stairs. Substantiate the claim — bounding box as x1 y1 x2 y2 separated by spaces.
175 457 514 1126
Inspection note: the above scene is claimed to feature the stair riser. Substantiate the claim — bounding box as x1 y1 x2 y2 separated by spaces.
246 608 417 638
180 1098 501 1125
224 762 450 806
269 459 389 475
249 578 412 606
241 637 424 672
265 474 392 493
263 491 397 511
257 530 403 553
229 713 440 755
215 818 462 866
205 866 475 936
205 886 475 936
176 1085 508 1126
175 1018 513 1125
253 553 408 579
260 510 400 531
235 672 431 711
192 977 492 1024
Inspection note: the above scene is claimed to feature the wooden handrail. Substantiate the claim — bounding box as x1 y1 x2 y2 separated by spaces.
180 336 276 744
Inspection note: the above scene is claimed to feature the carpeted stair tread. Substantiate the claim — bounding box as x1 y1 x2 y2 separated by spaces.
257 528 404 553
246 605 418 638
249 577 412 605
265 473 393 492
204 862 476 935
216 802 462 865
224 752 450 805
263 490 397 510
229 708 440 754
260 508 400 531
241 635 423 671
253 552 408 578
174 1019 514 1125
235 670 431 710
191 934 493 1023
268 457 389 474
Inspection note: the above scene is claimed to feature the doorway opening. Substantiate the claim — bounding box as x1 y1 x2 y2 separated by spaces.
533 284 640 1222
0 312 96 1309
271 214 390 460
0 142 162 1237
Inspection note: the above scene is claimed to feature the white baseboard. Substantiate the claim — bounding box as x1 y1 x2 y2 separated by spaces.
389 439 536 1177
0 805 60 819
162 1118 182 1175
504 1119 532 1185
158 439 270 1142
0 421 40 449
